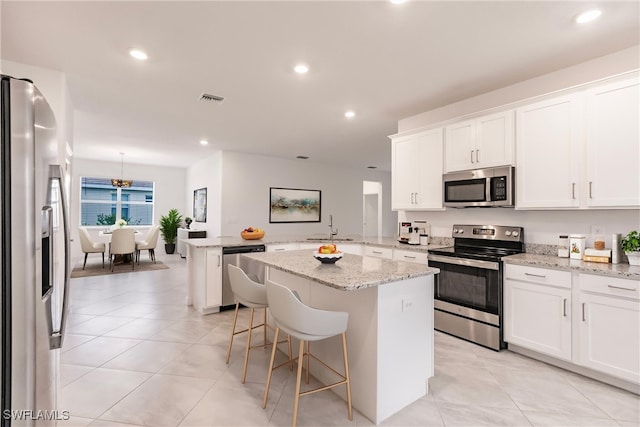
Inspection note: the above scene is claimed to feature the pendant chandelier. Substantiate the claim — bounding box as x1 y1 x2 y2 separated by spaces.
111 152 132 188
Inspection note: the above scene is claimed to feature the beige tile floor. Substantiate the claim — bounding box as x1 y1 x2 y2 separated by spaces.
59 252 640 427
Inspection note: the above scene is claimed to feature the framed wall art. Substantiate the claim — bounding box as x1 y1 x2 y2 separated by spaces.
193 187 207 222
269 187 321 223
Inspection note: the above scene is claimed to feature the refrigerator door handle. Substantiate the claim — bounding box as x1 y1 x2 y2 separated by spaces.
45 165 70 349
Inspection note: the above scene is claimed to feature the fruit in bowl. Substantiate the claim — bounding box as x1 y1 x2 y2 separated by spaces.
318 244 339 254
314 244 343 264
240 227 265 240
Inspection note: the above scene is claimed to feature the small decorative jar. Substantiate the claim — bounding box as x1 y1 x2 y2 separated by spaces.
569 234 586 260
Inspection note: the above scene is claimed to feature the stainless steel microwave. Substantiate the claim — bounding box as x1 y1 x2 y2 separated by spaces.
443 166 514 208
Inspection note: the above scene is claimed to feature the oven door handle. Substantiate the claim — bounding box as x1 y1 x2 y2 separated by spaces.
428 254 500 270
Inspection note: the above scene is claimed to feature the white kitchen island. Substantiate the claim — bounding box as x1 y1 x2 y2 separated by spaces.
242 249 439 425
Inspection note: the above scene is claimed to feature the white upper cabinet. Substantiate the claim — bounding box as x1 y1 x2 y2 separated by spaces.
516 75 640 210
515 94 583 209
391 127 444 210
585 77 640 208
444 110 514 172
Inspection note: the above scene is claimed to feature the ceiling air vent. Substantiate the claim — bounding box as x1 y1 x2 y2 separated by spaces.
199 93 225 104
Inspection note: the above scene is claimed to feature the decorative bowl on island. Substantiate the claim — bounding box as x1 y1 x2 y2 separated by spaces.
240 227 265 240
313 252 343 264
313 244 343 264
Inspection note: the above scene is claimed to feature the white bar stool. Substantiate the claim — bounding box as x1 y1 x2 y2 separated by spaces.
262 279 352 427
225 264 290 383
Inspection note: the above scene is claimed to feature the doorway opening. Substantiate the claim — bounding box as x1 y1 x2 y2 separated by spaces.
363 181 382 238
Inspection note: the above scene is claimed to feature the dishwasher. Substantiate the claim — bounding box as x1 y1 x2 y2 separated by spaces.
221 244 266 309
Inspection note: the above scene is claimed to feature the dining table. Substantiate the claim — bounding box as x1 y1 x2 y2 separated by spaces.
98 228 143 265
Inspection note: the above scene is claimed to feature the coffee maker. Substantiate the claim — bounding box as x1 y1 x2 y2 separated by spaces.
398 221 429 245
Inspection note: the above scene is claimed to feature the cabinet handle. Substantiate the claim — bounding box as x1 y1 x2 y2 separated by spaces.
563 298 567 317
373 251 382 254
274 248 285 251
217 255 221 267
403 255 417 259
608 284 637 292
589 181 593 199
470 150 475 163
582 303 586 322
572 183 576 199
525 272 546 278
476 149 480 163
410 193 414 204
414 193 418 204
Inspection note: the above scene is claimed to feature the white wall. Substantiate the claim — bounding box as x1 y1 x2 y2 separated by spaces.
185 151 223 238
217 151 397 237
397 46 640 247
71 159 186 259
398 46 640 132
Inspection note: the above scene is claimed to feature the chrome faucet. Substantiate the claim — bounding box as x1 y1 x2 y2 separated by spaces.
329 214 338 242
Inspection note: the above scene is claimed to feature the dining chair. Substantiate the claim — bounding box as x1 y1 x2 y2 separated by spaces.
78 227 106 269
109 228 136 271
135 225 160 264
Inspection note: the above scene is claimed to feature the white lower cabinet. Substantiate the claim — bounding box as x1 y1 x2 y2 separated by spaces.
204 248 223 308
364 245 393 259
504 265 572 360
392 249 429 264
505 264 640 384
578 274 640 383
266 243 299 252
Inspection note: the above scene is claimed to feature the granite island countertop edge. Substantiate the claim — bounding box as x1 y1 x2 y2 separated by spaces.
242 251 439 291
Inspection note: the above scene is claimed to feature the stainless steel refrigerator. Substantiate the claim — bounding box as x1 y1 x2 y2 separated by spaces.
1 75 71 426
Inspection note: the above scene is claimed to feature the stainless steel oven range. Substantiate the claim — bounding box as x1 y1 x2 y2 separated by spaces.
428 224 524 351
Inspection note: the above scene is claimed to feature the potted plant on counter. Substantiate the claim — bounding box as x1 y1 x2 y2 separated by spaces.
160 208 183 254
184 216 193 229
621 230 640 266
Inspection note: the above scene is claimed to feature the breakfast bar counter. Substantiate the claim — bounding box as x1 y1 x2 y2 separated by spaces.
242 249 439 425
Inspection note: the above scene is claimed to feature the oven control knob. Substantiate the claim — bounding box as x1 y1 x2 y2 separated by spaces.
453 229 459 234
505 230 512 237
458 229 464 234
512 231 520 237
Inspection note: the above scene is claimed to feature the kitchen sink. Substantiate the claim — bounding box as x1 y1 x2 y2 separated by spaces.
306 237 354 241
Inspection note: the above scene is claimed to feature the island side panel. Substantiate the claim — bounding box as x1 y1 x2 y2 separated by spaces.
376 275 433 423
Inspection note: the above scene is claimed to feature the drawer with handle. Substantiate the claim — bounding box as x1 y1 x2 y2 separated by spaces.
393 249 429 264
505 264 571 289
579 273 640 300
364 245 393 259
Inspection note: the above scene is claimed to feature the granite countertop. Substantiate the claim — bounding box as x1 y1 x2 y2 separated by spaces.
182 234 450 253
504 253 640 279
242 249 439 291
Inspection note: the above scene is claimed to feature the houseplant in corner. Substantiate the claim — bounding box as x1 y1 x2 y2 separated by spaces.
621 230 640 266
160 209 183 254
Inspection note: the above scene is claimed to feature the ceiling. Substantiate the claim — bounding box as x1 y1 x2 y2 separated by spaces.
2 1 639 171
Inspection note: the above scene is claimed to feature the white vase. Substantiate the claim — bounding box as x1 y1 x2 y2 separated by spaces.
626 251 640 266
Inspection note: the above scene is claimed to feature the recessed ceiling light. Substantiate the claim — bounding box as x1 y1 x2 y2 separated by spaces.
294 64 309 74
345 111 356 118
296 155 309 159
200 140 209 146
390 0 408 4
575 9 602 24
129 49 148 60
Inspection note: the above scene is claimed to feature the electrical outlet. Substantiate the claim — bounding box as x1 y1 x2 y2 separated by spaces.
590 225 603 235
402 298 414 312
